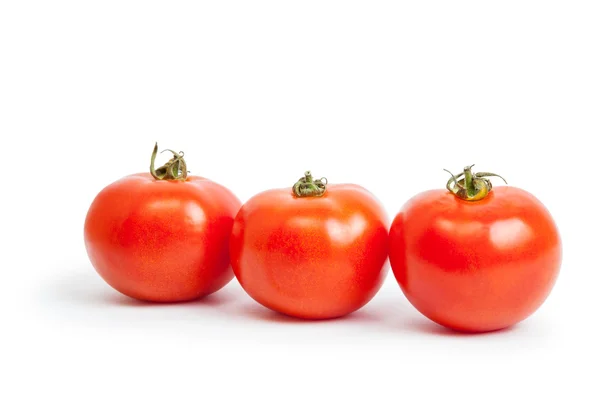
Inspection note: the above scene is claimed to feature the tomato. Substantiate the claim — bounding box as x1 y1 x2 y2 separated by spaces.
84 144 241 302
389 165 562 332
230 171 389 319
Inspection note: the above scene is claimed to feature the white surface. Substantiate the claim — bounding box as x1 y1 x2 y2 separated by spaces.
1 1 599 399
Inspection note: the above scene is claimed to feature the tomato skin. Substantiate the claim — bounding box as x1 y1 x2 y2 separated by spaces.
230 184 389 319
389 186 561 332
84 173 241 302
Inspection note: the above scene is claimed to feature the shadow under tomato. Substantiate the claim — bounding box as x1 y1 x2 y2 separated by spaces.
364 293 523 337
236 286 425 328
237 302 387 325
106 289 235 308
37 268 238 309
238 304 330 324
399 316 519 337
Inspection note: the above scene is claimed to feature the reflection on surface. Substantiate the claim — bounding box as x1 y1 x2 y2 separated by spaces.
436 218 484 237
489 218 533 249
185 202 206 225
289 216 318 229
146 198 181 211
326 214 367 245
435 217 534 249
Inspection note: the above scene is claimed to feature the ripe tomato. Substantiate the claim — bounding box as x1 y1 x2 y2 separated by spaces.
389 165 562 332
84 144 241 302
230 171 389 319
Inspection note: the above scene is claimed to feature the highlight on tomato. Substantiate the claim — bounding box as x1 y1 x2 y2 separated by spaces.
230 171 389 319
389 165 562 332
84 143 241 302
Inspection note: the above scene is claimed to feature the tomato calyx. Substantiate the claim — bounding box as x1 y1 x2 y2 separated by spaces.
443 165 507 201
150 142 189 181
292 171 328 197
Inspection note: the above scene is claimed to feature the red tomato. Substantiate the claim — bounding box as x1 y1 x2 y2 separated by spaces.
84 144 241 302
389 166 562 332
230 171 389 319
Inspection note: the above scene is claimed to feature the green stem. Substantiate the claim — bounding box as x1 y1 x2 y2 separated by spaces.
464 165 475 197
292 171 327 197
149 142 188 181
444 165 506 201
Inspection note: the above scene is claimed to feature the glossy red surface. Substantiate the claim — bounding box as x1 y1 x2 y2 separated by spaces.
230 184 389 319
84 173 241 302
389 186 562 332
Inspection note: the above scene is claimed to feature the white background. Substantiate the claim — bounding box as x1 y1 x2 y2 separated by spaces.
1 1 598 399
